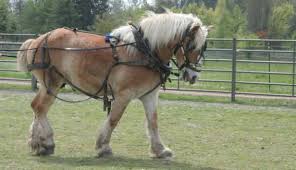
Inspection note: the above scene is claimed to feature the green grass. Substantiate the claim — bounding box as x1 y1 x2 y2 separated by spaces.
0 58 31 79
0 92 295 169
0 83 32 90
0 71 31 79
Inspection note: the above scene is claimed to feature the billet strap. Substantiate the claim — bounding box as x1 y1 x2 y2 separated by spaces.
47 66 102 100
27 63 50 71
29 32 52 71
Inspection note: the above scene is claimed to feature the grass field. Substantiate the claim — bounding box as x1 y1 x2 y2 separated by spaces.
0 91 295 169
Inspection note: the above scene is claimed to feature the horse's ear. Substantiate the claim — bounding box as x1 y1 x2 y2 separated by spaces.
207 25 214 32
190 24 200 34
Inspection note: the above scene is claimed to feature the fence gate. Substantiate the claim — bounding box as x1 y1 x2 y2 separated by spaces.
0 33 38 90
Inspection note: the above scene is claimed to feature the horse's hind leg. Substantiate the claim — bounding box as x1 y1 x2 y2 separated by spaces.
96 93 131 157
140 88 173 159
28 70 63 156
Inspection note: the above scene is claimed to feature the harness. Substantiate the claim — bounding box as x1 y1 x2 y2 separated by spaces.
28 26 206 114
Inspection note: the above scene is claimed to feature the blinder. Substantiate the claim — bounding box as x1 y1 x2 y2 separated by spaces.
173 24 207 72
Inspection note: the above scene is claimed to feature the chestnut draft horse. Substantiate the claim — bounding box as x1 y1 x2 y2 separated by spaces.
17 12 209 159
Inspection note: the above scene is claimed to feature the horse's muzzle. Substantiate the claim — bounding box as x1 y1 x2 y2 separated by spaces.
189 75 197 84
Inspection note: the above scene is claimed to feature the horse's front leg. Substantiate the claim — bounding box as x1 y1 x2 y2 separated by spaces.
96 94 130 157
140 88 173 159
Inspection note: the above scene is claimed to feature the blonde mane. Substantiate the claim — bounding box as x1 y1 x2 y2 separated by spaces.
111 12 208 54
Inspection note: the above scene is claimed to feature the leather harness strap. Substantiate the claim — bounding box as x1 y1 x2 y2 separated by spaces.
27 32 52 71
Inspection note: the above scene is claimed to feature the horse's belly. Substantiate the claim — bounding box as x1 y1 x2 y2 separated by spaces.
109 66 160 98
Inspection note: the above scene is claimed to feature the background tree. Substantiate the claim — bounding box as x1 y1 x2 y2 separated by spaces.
19 0 56 33
179 0 217 8
213 0 233 38
95 0 145 33
247 0 272 34
155 0 178 8
152 0 181 12
0 0 10 32
268 1 295 39
2 0 296 40
11 0 25 16
108 0 126 13
0 0 17 32
17 0 110 33
231 0 246 12
51 0 79 28
73 0 109 30
173 3 215 25
290 13 296 39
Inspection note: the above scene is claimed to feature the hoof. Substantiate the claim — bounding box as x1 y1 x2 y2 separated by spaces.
97 147 113 158
152 148 173 160
30 141 55 156
37 144 55 156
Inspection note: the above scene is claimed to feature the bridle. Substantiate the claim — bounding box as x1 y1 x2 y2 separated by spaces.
172 24 207 72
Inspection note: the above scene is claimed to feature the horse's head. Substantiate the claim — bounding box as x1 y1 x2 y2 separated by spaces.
174 25 211 85
174 25 210 70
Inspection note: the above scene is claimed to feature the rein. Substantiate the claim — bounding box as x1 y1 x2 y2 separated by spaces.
44 43 136 52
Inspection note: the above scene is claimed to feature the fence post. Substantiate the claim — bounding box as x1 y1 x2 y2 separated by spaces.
293 41 296 96
177 69 180 90
31 75 37 91
267 41 271 92
231 38 237 102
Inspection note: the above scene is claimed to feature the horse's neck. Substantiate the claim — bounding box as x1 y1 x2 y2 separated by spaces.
117 44 173 64
116 34 179 64
155 38 181 64
155 47 173 64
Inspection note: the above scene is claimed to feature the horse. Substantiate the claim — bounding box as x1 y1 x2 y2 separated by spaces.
17 12 209 159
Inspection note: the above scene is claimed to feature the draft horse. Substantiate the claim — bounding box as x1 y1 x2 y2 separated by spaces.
17 12 209 159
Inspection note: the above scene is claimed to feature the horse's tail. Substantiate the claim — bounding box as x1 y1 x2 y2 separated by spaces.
16 39 35 72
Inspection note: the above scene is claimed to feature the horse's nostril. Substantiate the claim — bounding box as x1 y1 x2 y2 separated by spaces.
183 71 188 81
189 76 197 84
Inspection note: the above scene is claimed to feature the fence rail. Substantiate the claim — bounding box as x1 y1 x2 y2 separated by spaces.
1 33 296 100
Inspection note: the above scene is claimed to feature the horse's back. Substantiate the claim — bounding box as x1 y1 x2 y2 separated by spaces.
28 28 111 69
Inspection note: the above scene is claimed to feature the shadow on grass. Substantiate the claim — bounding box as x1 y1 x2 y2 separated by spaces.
38 155 219 170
